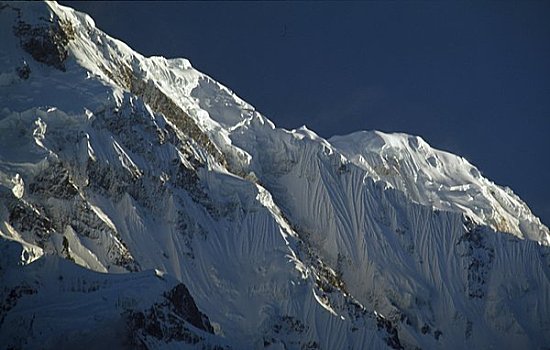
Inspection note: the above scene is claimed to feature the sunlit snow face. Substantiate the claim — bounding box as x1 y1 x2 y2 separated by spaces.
1 3 549 350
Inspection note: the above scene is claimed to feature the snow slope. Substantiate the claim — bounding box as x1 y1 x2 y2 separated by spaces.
1 2 549 349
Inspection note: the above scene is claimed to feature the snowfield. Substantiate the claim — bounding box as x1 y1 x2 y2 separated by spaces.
1 2 549 349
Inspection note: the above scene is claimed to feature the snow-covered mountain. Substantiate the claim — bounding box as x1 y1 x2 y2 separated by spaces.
1 2 549 349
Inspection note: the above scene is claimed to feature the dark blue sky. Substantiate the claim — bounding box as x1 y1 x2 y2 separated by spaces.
63 1 550 226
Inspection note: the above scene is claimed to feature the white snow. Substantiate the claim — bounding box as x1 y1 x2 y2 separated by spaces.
0 2 549 349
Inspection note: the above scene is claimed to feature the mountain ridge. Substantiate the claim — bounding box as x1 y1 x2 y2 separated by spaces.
1 2 549 349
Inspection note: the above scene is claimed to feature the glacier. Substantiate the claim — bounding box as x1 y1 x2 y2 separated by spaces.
0 2 549 349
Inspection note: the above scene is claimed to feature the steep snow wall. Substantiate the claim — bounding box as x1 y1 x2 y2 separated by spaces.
1 2 549 349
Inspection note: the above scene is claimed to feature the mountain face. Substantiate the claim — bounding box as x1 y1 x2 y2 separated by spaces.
1 2 549 349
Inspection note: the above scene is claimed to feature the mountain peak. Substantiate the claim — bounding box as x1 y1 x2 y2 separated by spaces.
1 2 549 349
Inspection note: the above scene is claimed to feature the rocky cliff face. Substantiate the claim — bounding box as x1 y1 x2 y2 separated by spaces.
1 2 549 349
